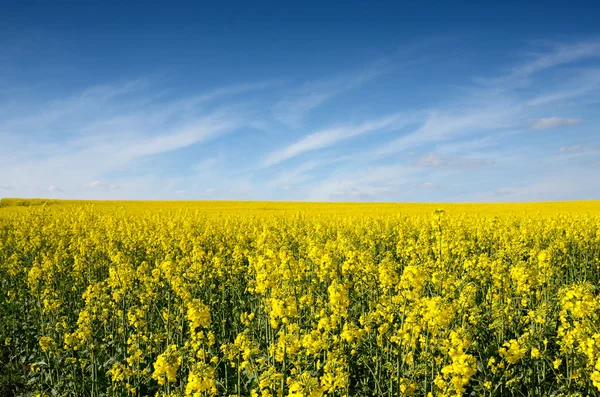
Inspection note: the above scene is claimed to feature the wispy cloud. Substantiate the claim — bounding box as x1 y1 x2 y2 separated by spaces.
272 60 390 127
433 136 499 155
513 41 600 77
370 40 600 160
267 160 322 188
477 170 600 202
560 144 584 153
87 181 103 188
372 105 517 158
164 81 278 116
263 113 409 167
86 181 121 190
525 69 600 106
115 114 239 159
308 164 419 201
419 181 442 190
270 39 449 129
475 40 600 88
416 152 494 169
529 117 581 130
556 143 600 159
0 80 261 197
192 157 220 173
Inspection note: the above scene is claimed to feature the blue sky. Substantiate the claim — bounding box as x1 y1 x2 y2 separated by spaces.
1 1 600 202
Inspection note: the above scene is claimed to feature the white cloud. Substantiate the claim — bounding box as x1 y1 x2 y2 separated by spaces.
372 106 517 158
420 182 441 190
525 70 600 106
434 136 498 155
0 112 240 197
478 170 600 202
560 144 583 153
512 41 600 78
529 117 581 130
296 40 600 203
87 181 102 188
0 80 254 197
267 160 322 187
163 81 278 117
48 185 62 192
264 113 408 167
416 152 495 169
192 157 220 173
308 164 419 201
476 40 600 88
273 61 390 127
370 41 600 160
273 92 332 128
556 144 600 159
86 181 121 190
117 115 238 159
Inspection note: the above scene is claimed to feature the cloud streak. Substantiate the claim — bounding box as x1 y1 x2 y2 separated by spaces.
369 41 600 161
307 164 421 201
263 113 410 167
529 117 581 130
0 80 258 198
272 60 390 127
372 106 517 158
416 152 494 169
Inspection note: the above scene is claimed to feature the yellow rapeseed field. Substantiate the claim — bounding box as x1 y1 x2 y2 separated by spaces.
1 199 600 396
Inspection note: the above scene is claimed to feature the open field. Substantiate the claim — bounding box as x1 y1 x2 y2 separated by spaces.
2 199 600 396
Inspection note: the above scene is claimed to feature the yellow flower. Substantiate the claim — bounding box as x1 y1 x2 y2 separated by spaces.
187 300 211 330
499 339 527 364
39 336 56 353
553 359 562 369
186 362 217 396
152 345 182 385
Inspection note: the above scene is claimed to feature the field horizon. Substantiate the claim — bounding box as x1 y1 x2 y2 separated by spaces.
3 197 600 217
